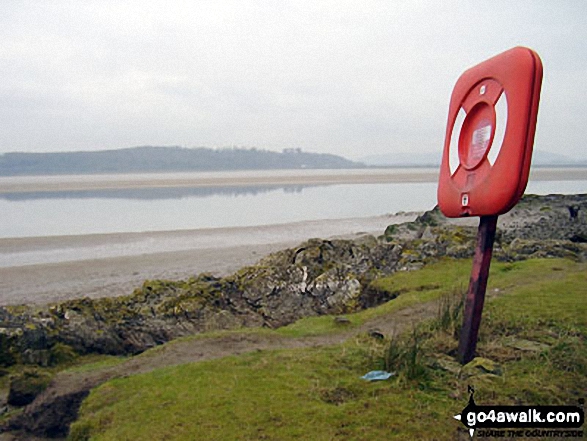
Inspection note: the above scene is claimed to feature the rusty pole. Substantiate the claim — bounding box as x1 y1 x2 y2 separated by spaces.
457 214 498 365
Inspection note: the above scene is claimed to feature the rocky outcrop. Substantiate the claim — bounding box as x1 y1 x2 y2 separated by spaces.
0 194 585 366
498 193 587 243
231 236 402 327
0 237 402 361
382 193 587 267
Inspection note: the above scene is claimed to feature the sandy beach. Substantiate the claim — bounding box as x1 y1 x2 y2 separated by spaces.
0 213 419 306
1 167 586 194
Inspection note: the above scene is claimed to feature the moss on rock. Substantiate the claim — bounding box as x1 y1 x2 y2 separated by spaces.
7 369 53 406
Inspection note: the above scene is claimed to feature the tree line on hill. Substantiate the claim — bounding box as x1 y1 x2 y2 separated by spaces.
0 146 363 176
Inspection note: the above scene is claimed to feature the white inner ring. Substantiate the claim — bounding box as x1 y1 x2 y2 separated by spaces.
487 91 508 166
448 90 508 175
449 108 466 175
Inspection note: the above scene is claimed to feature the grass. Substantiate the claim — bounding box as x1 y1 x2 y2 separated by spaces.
70 344 457 440
62 354 129 374
69 257 586 440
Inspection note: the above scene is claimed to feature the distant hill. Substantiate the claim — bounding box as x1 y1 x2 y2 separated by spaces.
358 149 586 167
0 146 364 176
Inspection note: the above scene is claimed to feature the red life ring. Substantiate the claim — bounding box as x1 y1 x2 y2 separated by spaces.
438 47 543 217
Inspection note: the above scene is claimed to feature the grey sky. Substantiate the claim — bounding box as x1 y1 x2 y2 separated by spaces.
1 1 585 160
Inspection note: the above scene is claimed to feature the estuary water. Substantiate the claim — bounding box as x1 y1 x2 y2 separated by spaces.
0 170 585 239
0 182 436 239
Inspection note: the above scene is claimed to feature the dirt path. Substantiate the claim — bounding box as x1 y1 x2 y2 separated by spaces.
2 296 444 440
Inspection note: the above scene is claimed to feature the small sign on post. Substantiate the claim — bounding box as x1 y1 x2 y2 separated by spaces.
437 47 543 364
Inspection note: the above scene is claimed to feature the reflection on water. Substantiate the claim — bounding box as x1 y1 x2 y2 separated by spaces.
0 182 439 238
0 179 585 239
0 184 311 201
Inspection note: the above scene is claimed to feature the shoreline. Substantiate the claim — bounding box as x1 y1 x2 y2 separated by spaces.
0 213 419 306
1 169 585 306
1 167 586 194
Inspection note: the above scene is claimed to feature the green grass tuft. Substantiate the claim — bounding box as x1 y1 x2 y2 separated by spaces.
69 258 587 440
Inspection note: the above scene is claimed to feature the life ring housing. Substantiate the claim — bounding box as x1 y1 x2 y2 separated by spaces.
438 47 543 217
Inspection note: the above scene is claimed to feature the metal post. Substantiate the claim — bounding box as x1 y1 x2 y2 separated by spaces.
457 214 498 364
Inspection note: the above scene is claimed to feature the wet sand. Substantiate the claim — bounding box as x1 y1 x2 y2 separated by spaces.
0 213 418 306
1 167 585 194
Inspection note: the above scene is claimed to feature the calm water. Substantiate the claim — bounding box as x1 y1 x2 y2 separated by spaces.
0 178 585 239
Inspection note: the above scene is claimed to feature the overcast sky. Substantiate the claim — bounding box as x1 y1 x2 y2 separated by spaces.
1 1 585 160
